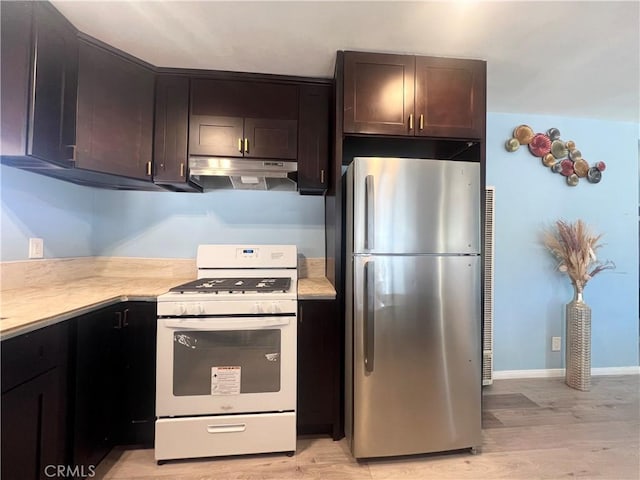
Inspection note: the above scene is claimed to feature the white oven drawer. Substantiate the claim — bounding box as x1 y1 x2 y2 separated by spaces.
154 412 296 460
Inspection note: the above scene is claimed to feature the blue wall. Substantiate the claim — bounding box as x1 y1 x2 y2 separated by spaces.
91 188 325 258
1 165 97 259
486 113 639 370
0 165 325 260
1 112 638 370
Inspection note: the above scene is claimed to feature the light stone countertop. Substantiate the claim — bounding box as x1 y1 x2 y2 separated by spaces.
1 275 336 339
0 276 194 339
297 277 336 300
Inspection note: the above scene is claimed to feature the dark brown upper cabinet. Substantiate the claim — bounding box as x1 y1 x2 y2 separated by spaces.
343 52 414 136
297 84 331 194
1 3 161 190
1 1 77 163
153 74 201 191
76 39 155 180
189 78 298 160
342 51 486 140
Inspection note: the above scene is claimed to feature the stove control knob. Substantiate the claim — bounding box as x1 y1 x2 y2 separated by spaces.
252 303 263 314
271 302 281 313
186 303 204 315
176 303 187 315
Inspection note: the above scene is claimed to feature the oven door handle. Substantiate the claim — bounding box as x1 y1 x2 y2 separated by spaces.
161 317 291 330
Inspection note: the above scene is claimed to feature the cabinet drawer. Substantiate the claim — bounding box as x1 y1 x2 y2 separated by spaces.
155 413 295 460
1 322 68 393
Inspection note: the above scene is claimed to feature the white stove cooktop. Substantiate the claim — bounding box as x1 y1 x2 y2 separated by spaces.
157 244 298 316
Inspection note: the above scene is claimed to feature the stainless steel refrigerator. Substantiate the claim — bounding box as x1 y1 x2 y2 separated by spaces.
345 156 482 458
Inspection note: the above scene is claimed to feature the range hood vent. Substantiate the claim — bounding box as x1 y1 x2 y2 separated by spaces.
188 157 298 191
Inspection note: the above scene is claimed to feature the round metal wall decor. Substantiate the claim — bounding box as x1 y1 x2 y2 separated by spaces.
504 125 606 187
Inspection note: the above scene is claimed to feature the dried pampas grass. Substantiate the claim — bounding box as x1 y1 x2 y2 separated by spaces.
543 219 615 292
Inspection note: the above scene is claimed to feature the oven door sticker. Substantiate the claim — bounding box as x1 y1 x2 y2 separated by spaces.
211 366 241 395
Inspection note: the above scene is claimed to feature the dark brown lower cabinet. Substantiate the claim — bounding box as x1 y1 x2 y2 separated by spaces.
0 300 157 479
120 302 157 446
72 304 124 470
72 301 157 470
297 299 343 440
1 322 69 480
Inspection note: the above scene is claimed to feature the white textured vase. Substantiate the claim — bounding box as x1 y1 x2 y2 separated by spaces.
565 284 592 391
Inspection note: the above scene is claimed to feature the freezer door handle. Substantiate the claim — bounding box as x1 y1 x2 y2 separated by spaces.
365 175 375 250
364 260 375 373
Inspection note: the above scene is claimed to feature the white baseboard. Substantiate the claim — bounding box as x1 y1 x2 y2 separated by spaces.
494 366 640 380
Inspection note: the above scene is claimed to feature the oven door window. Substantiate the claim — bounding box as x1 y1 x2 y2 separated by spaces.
173 329 281 396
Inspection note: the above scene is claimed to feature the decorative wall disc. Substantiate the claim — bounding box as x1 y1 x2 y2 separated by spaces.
542 153 556 167
505 138 520 152
547 128 561 141
573 159 589 177
551 140 568 159
566 174 579 186
587 167 602 183
513 125 535 144
569 149 583 161
528 134 552 157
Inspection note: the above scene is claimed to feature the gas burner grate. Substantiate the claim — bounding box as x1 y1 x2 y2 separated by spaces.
170 277 291 294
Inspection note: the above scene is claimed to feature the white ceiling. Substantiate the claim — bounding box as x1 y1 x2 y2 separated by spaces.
51 1 640 123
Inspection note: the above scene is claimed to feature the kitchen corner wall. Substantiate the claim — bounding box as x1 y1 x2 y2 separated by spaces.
1 113 638 371
486 112 639 371
1 164 96 259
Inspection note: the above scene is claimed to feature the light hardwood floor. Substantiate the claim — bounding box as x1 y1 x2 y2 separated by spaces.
98 375 639 480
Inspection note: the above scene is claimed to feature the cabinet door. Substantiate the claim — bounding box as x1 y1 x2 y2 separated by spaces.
297 300 342 439
120 302 157 447
0 1 33 156
73 306 123 469
343 52 415 136
415 56 486 139
154 75 189 184
29 2 78 164
297 84 330 193
0 1 76 162
76 40 154 179
189 115 244 157
190 78 249 118
191 78 298 120
1 368 66 480
244 118 297 160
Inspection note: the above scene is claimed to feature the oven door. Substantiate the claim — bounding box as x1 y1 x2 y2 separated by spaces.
156 315 296 417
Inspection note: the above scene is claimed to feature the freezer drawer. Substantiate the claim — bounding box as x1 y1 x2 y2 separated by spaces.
350 254 482 458
349 157 480 254
155 412 296 460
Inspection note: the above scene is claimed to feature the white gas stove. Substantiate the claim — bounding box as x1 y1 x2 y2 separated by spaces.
155 245 297 463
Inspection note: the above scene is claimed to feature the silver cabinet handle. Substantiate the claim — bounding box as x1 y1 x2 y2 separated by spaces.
365 175 375 250
364 260 375 373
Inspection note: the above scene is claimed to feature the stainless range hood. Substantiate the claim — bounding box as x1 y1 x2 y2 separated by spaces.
188 157 298 191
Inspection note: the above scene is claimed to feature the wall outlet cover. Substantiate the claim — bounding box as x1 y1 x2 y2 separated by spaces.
551 336 562 352
28 238 44 259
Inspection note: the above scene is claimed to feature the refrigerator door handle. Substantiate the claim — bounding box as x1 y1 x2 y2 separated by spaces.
364 260 375 373
365 175 375 250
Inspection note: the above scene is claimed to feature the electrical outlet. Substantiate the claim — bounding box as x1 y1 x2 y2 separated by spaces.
28 238 44 259
551 336 562 352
